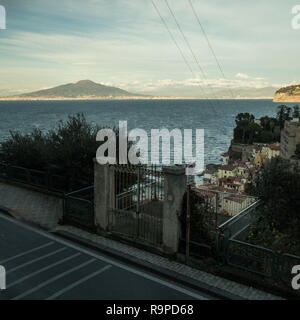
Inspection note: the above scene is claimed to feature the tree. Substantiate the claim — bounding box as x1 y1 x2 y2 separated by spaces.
0 114 128 189
180 190 215 244
234 113 255 143
296 144 300 159
255 157 300 238
277 105 292 129
293 105 300 119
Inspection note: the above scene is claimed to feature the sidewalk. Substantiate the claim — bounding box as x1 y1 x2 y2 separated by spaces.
0 181 283 300
54 224 283 300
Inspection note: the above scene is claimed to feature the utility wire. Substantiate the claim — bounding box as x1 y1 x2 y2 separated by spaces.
150 0 207 98
164 0 219 101
188 0 238 101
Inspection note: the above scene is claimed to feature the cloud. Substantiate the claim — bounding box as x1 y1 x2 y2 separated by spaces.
236 73 250 79
0 0 299 94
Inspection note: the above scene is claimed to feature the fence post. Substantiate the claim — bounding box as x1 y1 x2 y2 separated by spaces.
162 166 186 255
94 160 115 234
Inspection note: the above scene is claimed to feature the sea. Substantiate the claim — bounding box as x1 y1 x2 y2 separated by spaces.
0 99 288 167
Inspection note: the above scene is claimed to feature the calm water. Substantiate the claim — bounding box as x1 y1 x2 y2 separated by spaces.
0 99 282 165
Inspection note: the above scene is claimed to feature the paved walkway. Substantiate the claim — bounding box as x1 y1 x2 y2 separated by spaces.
55 225 283 300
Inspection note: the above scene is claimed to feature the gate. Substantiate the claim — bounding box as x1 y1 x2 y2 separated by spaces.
108 165 164 247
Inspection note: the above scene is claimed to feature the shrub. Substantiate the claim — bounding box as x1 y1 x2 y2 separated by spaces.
255 157 300 239
0 114 120 187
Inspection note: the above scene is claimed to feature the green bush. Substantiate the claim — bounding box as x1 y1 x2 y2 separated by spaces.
255 157 300 241
180 190 215 245
0 114 117 187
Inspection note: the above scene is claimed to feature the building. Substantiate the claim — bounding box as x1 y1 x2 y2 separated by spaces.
252 145 267 167
218 165 236 179
281 119 300 159
266 143 280 159
221 152 229 165
221 194 254 216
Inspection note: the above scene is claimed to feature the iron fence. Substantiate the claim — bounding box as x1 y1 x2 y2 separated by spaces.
0 162 81 193
181 188 258 259
109 165 164 247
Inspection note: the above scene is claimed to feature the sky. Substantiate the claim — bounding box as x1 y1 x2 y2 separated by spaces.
0 0 299 97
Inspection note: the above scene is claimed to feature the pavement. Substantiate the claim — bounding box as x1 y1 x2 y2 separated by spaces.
0 181 283 300
54 225 283 300
0 212 215 300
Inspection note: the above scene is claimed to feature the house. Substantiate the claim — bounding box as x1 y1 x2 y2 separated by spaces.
219 176 247 192
252 145 267 167
266 143 280 159
221 152 230 165
218 165 237 179
221 194 254 216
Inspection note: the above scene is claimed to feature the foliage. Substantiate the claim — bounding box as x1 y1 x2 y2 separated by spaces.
296 144 300 160
255 157 300 241
247 210 300 255
233 105 300 144
244 182 257 196
180 189 216 245
276 105 292 129
293 105 300 119
233 113 280 144
0 114 119 187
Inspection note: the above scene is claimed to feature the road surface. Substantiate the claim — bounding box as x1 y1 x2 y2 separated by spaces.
0 212 213 300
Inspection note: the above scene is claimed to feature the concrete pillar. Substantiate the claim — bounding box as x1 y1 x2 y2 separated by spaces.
94 160 115 234
162 166 186 254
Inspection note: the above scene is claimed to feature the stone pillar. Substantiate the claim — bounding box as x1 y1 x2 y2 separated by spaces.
94 160 115 234
162 166 186 254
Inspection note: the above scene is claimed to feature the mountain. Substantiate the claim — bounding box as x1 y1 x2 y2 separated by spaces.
274 84 300 102
1 80 147 100
140 86 278 99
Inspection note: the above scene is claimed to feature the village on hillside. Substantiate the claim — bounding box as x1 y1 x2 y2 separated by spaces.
192 111 300 218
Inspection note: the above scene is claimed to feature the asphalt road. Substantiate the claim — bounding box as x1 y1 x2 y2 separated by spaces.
0 212 212 300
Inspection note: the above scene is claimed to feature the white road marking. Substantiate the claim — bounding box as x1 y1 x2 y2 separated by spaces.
7 247 67 274
7 253 81 288
0 213 208 300
0 242 54 264
46 265 112 300
12 258 96 300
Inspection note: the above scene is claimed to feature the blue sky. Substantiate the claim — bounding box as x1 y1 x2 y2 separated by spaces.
0 0 299 97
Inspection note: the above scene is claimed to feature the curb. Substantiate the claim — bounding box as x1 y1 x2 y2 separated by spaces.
54 230 245 300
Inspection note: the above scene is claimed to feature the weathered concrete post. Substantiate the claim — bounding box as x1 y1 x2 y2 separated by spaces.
94 160 115 234
162 166 186 254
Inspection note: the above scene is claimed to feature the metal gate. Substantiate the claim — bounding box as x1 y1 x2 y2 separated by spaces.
108 165 164 247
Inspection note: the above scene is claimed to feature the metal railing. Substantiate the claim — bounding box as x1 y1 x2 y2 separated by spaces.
0 162 83 193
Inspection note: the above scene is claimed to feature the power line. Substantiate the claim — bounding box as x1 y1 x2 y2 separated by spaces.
164 0 218 101
150 0 208 99
188 0 238 101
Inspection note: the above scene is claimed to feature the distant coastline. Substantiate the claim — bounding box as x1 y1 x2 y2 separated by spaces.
0 96 274 101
